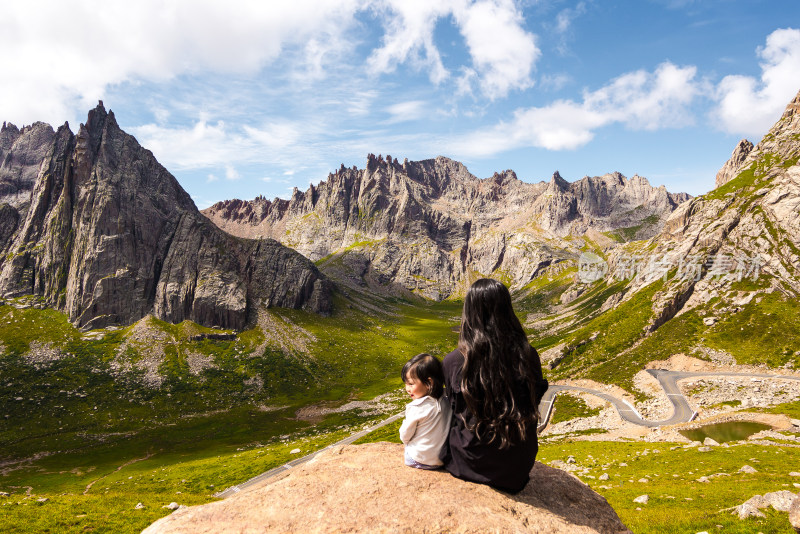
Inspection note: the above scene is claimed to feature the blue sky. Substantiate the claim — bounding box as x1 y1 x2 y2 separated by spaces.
2 1 799 208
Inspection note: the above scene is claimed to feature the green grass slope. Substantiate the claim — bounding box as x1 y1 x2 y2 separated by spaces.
0 293 461 533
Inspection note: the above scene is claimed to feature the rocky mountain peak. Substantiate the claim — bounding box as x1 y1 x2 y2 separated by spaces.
0 120 57 209
78 101 112 144
715 139 754 188
549 170 570 190
84 99 108 126
1 121 21 144
204 156 689 298
0 105 332 330
711 89 800 193
782 88 800 119
603 171 626 187
638 88 800 333
489 169 518 185
758 89 800 156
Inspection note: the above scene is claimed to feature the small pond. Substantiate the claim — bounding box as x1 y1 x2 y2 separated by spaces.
679 421 771 444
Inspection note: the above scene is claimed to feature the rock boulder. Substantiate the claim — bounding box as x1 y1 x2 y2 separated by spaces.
142 443 630 534
790 492 800 533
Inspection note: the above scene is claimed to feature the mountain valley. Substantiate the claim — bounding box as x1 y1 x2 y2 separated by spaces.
1 91 800 533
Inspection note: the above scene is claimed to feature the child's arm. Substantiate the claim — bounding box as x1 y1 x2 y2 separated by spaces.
399 401 425 444
399 416 417 444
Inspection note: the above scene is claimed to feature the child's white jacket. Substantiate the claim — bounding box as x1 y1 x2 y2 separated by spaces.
399 395 452 466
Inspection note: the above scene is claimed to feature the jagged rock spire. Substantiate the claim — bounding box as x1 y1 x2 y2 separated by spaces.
0 104 332 330
715 139 754 189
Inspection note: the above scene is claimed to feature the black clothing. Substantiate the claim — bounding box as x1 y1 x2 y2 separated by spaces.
439 347 549 493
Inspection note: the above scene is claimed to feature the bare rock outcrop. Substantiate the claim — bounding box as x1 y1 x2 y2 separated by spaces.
730 490 798 520
715 139 754 188
204 155 689 298
142 442 631 534
620 88 800 327
0 103 332 329
790 492 800 533
0 121 56 209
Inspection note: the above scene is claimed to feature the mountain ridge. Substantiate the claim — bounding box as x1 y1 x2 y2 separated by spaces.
0 103 332 330
541 88 800 383
204 154 691 298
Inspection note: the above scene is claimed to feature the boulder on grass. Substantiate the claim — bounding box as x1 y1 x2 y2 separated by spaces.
143 442 630 534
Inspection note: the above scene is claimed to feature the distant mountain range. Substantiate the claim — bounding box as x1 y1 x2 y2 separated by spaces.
204 156 689 299
3 89 798 333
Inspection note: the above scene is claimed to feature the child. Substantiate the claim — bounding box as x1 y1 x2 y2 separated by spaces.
399 353 452 469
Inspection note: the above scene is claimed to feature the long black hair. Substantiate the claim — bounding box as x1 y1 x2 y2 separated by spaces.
459 278 542 448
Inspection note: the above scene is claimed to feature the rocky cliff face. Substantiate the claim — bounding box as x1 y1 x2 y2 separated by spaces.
0 103 331 330
715 139 754 188
204 155 690 298
617 88 800 328
0 121 56 210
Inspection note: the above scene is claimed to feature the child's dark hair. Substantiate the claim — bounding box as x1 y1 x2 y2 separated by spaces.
401 353 445 399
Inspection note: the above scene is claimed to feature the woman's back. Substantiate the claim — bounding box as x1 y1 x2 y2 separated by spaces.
439 278 548 493
440 347 546 493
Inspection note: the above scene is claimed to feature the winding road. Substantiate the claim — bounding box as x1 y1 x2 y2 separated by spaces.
218 369 800 497
537 369 800 431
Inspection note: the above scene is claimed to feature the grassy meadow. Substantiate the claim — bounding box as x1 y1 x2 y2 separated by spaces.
1 264 800 533
0 294 459 533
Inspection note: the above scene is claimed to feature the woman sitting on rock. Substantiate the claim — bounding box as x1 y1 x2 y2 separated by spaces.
440 278 549 493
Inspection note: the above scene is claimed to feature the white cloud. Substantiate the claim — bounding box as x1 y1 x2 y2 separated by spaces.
553 1 587 55
134 120 241 169
0 0 540 130
0 0 363 126
367 0 453 84
539 73 571 91
453 0 539 99
131 104 440 179
385 100 427 123
555 1 586 34
451 62 700 155
347 91 379 116
0 0 541 127
207 174 218 183
132 115 321 172
584 62 700 130
225 166 240 181
243 123 302 150
713 28 800 137
153 107 171 124
368 0 539 98
456 67 478 97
